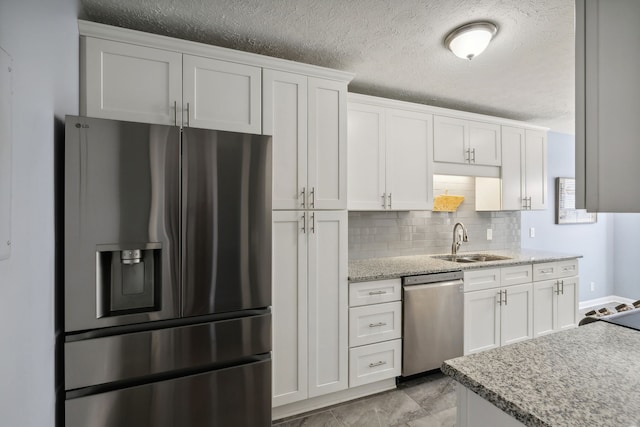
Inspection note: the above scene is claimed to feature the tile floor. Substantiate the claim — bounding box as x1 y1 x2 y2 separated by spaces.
272 371 456 427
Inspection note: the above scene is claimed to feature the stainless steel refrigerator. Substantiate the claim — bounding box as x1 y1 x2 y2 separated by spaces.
62 115 272 426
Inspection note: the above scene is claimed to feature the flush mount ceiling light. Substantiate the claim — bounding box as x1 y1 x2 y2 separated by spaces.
444 21 498 60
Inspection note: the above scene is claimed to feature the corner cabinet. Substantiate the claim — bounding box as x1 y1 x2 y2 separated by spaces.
433 116 501 166
272 210 348 407
82 36 262 133
576 0 640 212
500 127 547 210
347 94 434 211
264 70 347 210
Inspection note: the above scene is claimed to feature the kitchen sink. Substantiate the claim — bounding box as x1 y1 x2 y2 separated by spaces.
432 254 512 263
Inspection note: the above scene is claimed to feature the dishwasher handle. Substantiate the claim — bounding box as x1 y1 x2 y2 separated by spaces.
402 279 463 294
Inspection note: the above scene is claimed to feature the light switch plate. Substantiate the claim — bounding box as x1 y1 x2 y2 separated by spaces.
486 229 492 240
529 227 536 238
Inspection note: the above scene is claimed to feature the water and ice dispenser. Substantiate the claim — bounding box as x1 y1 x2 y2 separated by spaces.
96 244 161 317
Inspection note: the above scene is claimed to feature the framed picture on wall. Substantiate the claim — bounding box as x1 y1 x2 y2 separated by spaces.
555 177 597 224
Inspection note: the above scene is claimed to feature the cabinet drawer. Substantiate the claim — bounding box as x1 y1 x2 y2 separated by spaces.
464 268 501 292
349 302 401 347
556 259 579 278
348 339 401 388
501 265 533 286
349 279 401 307
532 262 558 281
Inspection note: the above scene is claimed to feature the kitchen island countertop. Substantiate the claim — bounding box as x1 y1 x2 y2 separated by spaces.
348 249 581 282
442 321 640 427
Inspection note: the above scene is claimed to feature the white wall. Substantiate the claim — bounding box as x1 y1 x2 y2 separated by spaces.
520 132 615 300
0 0 78 425
612 214 640 300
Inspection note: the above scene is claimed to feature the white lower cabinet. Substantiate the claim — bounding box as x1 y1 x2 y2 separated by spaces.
533 261 579 337
348 279 402 387
272 210 348 407
463 266 533 355
464 260 579 355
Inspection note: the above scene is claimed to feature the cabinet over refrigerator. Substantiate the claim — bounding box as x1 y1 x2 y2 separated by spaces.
62 115 272 426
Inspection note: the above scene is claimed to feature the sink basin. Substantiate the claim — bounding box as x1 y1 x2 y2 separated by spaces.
432 254 512 263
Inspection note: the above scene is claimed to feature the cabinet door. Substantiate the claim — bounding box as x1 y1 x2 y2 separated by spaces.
556 276 579 331
307 211 348 397
183 55 261 133
83 37 182 125
469 121 501 166
263 70 308 210
347 102 387 210
433 116 467 164
272 211 308 407
385 109 434 210
501 126 526 210
307 78 348 209
500 283 533 346
533 280 557 338
524 129 547 209
464 289 501 355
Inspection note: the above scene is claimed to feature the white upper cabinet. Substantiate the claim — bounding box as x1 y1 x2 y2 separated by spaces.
499 126 547 210
83 37 183 126
348 95 433 211
307 78 348 210
347 102 387 210
263 70 308 210
264 71 347 210
576 0 640 212
385 109 434 210
433 116 501 166
183 55 261 133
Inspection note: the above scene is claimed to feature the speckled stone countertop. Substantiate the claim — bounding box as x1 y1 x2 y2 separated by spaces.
348 249 581 282
442 322 640 426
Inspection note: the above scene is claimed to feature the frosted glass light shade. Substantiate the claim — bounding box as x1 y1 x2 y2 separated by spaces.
445 22 498 60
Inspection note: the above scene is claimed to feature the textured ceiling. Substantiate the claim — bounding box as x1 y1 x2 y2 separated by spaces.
80 0 575 134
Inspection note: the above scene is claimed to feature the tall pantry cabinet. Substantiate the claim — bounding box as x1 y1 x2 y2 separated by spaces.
265 70 351 408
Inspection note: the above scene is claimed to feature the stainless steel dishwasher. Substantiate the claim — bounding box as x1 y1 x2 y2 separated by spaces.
402 270 464 376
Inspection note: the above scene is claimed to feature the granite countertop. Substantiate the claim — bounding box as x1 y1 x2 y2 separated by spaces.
442 322 640 426
348 249 582 282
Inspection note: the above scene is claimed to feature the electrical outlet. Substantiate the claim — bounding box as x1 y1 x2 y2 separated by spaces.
529 227 536 238
486 229 493 240
590 281 595 292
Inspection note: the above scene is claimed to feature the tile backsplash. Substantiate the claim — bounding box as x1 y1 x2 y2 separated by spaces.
348 175 521 260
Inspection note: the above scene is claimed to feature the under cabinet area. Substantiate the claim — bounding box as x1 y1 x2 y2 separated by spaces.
347 94 434 211
348 279 402 387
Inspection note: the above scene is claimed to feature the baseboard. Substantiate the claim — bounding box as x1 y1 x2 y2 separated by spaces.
272 378 396 421
579 295 636 310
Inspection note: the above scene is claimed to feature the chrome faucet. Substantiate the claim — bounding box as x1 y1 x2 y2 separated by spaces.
451 222 468 255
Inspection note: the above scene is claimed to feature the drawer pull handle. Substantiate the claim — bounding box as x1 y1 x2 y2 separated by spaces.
369 361 386 368
539 268 553 274
368 322 387 328
368 290 386 295
562 266 575 271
